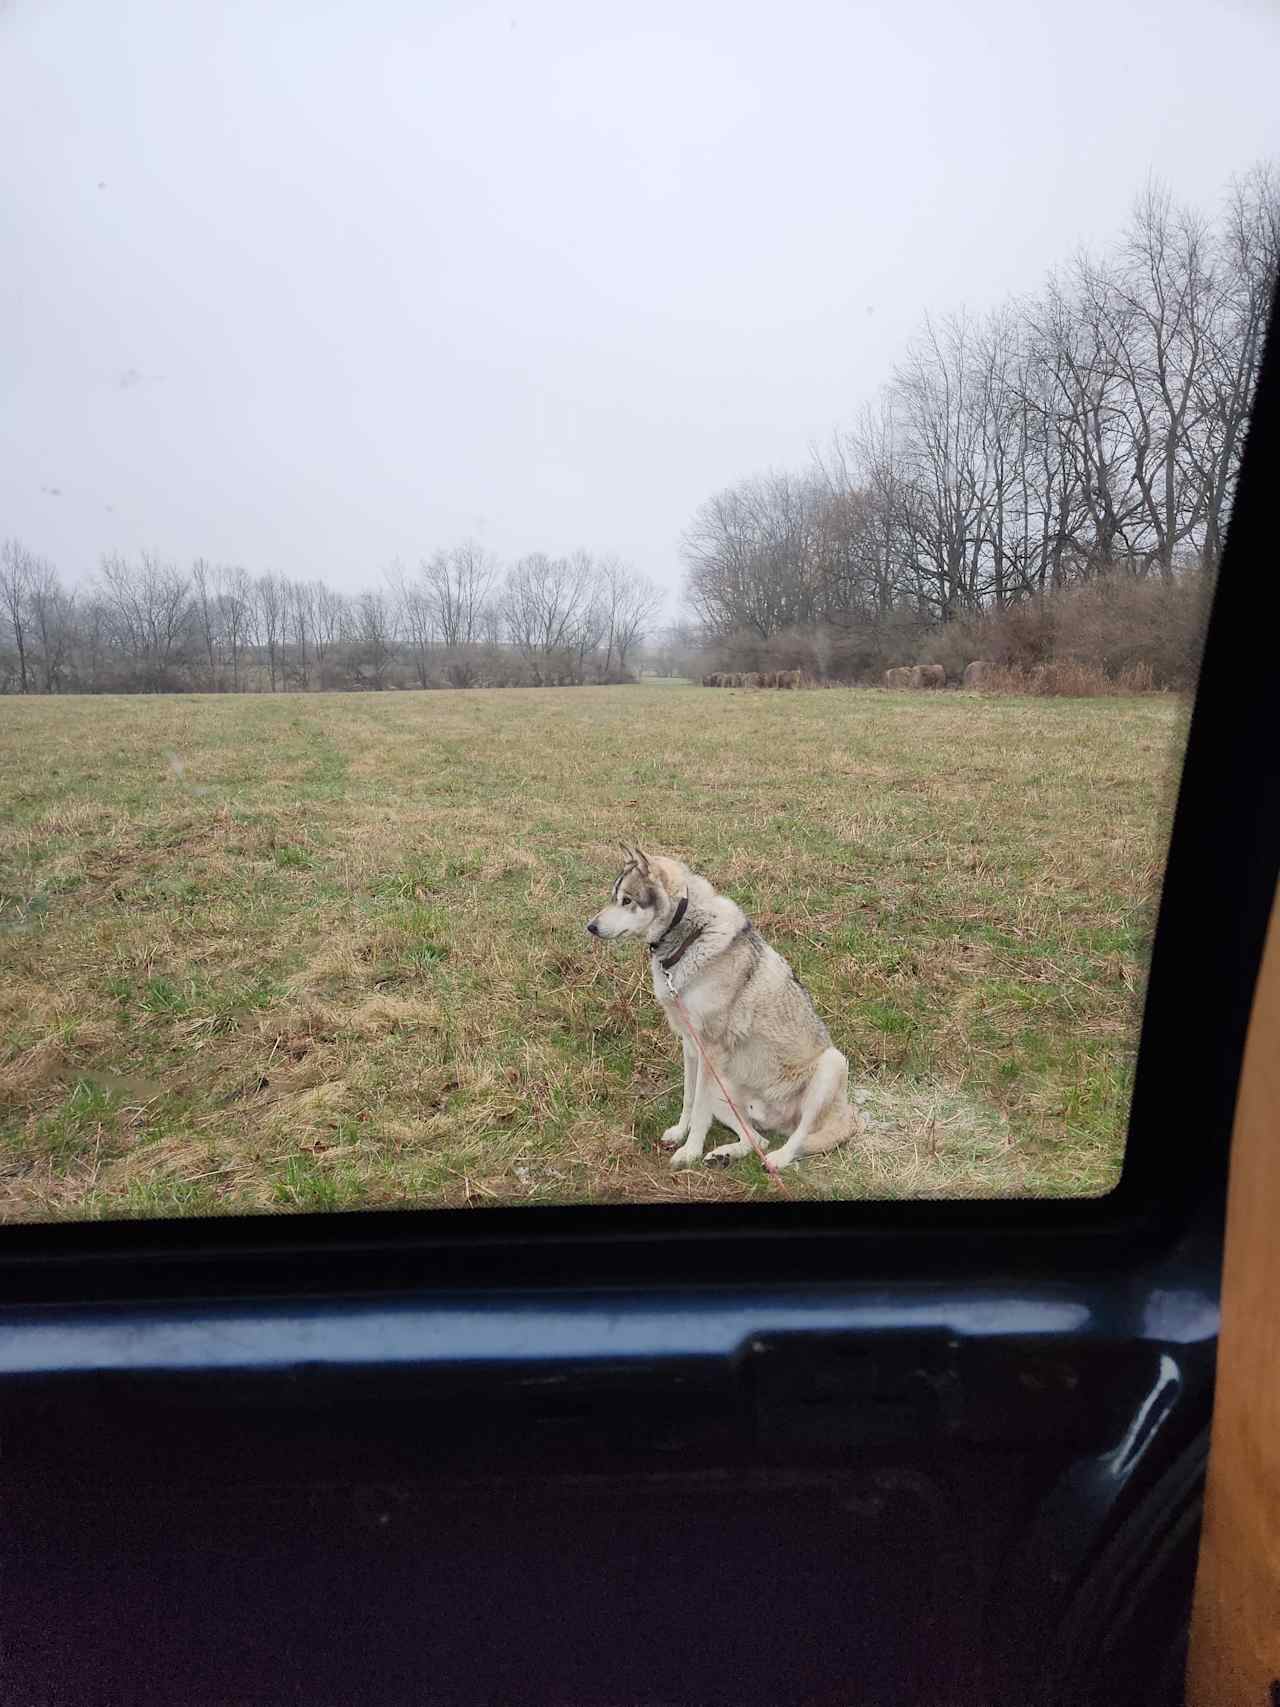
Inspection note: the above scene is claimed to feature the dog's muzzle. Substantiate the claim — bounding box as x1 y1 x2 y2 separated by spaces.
586 920 600 936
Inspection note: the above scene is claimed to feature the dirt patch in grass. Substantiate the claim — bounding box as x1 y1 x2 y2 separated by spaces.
0 686 1187 1221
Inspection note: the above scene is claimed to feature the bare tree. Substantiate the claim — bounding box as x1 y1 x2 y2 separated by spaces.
889 313 997 621
27 558 75 692
835 403 912 618
312 581 347 682
422 541 497 648
77 595 112 692
251 573 286 691
503 552 596 681
220 566 253 691
1192 163 1280 566
1011 297 1090 593
567 586 608 683
476 599 505 651
1110 184 1217 576
285 577 315 689
600 560 665 676
1029 269 1144 575
350 590 396 689
682 472 826 638
96 553 196 689
387 561 435 687
0 539 34 693
191 559 224 689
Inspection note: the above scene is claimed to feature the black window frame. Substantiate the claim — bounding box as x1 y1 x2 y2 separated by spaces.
2 295 1276 1310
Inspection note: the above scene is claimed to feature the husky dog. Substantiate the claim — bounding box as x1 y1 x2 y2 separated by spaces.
586 846 860 1172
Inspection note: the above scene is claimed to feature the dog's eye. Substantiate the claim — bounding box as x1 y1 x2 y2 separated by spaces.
621 897 633 907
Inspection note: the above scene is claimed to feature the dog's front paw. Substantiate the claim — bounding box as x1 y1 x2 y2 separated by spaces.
659 1124 688 1149
668 1143 702 1170
764 1145 799 1174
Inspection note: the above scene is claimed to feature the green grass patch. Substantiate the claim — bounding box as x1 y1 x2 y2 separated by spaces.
0 684 1187 1219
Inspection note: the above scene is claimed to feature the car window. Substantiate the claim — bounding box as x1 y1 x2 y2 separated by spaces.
1 1 1277 1221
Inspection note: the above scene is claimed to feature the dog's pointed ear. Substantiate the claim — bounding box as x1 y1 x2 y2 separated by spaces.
619 841 636 867
631 845 652 875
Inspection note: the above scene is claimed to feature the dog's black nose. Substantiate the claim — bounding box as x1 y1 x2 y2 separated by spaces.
586 920 600 936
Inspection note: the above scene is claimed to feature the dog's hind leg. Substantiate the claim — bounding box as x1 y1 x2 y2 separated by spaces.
765 1048 856 1173
660 1037 700 1149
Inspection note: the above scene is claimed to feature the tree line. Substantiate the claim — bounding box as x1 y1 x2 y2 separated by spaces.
0 542 666 694
683 163 1279 685
7 163 1273 698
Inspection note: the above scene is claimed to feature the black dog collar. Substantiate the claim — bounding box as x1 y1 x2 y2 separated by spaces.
649 894 693 968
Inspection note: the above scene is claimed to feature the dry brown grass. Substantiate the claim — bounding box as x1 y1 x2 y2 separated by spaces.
966 661 1158 696
0 684 1187 1220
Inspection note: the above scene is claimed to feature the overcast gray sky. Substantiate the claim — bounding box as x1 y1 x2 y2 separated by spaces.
2 0 1277 606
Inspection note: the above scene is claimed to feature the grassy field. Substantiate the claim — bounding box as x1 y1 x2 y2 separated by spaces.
0 685 1186 1221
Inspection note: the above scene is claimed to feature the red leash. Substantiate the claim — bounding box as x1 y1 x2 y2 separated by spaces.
668 985 789 1194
